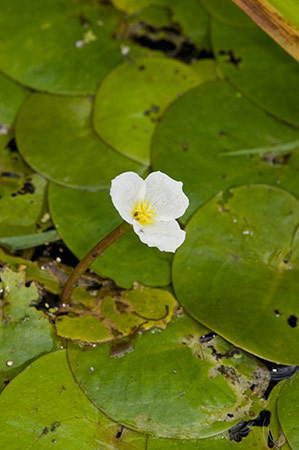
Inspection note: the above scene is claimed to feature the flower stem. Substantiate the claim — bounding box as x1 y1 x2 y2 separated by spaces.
60 222 132 304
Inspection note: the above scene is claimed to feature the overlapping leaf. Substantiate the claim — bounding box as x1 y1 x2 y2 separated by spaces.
0 350 146 449
94 58 205 164
16 93 146 189
151 80 299 222
173 185 299 364
68 314 270 439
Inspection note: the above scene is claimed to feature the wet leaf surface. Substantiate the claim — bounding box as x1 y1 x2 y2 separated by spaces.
0 0 146 95
212 20 299 127
0 267 57 391
0 350 146 449
68 314 269 439
16 94 146 189
173 185 299 365
94 58 203 164
151 80 299 222
49 183 172 289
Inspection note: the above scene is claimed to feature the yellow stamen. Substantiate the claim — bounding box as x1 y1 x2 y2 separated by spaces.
132 199 157 225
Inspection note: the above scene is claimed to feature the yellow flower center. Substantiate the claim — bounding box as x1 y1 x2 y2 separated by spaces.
132 199 157 225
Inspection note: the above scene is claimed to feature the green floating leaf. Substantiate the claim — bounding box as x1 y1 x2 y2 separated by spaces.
101 285 177 336
68 314 269 439
0 350 146 449
173 185 299 365
0 267 57 391
151 80 299 222
94 58 203 164
56 315 112 343
0 146 47 237
200 0 254 27
148 383 289 449
16 93 146 189
56 285 176 343
0 72 27 146
49 183 172 289
278 372 299 449
0 0 146 95
212 20 299 127
0 229 59 251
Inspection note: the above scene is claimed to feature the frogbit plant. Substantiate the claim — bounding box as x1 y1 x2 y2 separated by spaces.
60 171 189 303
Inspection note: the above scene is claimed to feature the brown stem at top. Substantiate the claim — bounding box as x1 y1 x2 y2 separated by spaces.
60 222 132 304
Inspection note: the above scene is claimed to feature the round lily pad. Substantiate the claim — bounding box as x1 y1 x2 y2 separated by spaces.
0 350 146 449
151 80 299 222
0 146 47 237
211 21 299 127
48 183 172 289
0 0 145 95
94 58 203 164
68 314 269 439
278 372 299 449
173 185 299 365
200 0 254 27
16 93 145 189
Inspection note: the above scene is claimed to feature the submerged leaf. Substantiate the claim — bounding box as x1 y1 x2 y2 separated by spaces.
68 314 269 439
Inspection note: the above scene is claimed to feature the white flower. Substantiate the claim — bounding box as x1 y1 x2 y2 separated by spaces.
110 171 189 252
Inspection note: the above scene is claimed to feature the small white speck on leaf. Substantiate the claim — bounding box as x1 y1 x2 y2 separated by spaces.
0 124 10 135
120 44 130 55
41 212 50 223
75 40 84 48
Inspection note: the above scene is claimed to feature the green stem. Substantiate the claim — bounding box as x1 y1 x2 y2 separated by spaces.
60 222 132 304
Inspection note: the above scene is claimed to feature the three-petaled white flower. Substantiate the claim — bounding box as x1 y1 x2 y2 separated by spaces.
110 171 189 252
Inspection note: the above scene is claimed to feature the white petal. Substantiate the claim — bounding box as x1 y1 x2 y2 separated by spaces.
133 219 186 252
144 171 189 221
110 172 145 224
